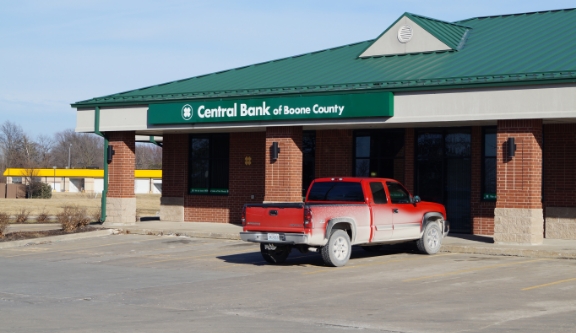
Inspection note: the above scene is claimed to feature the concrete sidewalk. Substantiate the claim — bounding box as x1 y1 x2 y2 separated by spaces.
6 221 576 259
114 221 576 260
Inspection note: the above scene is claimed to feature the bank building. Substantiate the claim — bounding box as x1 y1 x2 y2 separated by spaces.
72 8 576 245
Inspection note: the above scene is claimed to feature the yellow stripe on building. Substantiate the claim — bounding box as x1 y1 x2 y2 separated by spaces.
3 168 162 179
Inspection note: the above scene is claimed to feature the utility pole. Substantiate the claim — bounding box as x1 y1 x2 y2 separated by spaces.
68 143 72 169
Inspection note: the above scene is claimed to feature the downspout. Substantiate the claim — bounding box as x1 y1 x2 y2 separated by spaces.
94 106 108 223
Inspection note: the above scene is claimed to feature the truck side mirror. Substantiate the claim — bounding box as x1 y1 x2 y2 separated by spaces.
413 196 421 204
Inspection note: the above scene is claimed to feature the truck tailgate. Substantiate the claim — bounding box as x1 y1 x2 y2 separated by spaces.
244 203 306 233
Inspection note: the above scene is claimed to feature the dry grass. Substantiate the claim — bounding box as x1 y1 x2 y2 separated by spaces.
0 212 10 237
15 208 30 223
57 205 90 232
0 192 160 223
90 209 101 223
36 208 49 223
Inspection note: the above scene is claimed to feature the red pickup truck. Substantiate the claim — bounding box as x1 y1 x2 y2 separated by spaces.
240 177 449 267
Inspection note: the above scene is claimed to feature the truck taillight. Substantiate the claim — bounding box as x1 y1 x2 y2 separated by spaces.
303 207 313 229
241 205 247 226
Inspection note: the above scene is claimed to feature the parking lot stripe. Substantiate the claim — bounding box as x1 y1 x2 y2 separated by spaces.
403 259 547 282
522 277 576 291
303 253 455 275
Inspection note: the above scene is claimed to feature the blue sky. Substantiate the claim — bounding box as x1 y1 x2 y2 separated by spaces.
1 0 575 137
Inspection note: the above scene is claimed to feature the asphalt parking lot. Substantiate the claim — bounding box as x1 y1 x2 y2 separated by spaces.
1 234 575 333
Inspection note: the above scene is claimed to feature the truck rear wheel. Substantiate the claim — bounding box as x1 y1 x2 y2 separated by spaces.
416 222 442 254
260 243 290 264
321 230 351 267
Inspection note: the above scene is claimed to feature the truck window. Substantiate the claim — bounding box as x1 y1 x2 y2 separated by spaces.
386 182 411 204
308 182 364 202
369 182 387 204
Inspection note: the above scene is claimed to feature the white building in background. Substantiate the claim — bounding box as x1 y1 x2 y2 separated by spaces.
3 168 162 194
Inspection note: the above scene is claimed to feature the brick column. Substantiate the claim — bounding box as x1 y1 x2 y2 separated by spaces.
264 126 302 202
494 120 543 244
315 129 353 178
543 124 576 240
105 131 136 225
160 134 189 222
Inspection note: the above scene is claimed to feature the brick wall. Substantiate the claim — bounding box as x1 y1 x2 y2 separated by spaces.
315 129 353 178
162 134 188 197
107 131 135 198
183 132 266 223
543 124 576 207
471 127 496 235
496 120 543 209
264 126 303 202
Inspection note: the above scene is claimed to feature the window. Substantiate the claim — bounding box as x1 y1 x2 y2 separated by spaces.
354 129 405 181
482 127 497 201
370 182 387 204
386 182 411 204
308 182 364 202
302 131 316 197
189 134 229 195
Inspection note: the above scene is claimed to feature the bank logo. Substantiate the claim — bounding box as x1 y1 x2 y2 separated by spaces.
182 104 193 120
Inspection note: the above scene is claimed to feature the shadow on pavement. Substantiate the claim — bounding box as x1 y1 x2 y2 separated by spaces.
216 244 423 267
449 233 494 243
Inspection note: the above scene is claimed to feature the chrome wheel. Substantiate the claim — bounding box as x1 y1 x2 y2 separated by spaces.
416 222 442 255
332 235 349 261
426 226 440 250
321 229 351 267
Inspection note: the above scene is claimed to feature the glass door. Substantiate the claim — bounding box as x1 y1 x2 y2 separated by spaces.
415 128 471 233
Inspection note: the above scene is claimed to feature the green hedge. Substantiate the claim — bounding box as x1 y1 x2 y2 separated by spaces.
28 182 52 199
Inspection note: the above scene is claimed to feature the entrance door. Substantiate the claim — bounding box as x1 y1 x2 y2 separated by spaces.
369 181 393 242
415 128 471 233
386 181 422 239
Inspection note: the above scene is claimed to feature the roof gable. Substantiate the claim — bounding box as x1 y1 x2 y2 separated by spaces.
359 13 470 57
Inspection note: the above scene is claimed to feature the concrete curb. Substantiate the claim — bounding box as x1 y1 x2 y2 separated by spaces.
0 229 115 249
441 244 576 259
118 227 241 240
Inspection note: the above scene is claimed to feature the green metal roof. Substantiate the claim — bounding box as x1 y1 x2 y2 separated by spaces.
73 8 576 107
404 13 470 50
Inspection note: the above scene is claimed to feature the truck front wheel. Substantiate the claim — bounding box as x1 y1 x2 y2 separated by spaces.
260 243 290 264
416 222 442 254
321 230 351 267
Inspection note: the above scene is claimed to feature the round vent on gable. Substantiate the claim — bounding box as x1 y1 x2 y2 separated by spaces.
397 25 413 43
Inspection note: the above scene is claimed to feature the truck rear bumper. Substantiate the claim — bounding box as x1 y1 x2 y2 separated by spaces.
240 232 309 245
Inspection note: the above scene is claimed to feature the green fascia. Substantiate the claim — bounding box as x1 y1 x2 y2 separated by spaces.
71 75 576 109
73 73 572 108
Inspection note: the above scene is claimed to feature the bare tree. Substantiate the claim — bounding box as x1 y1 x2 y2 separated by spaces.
0 120 55 186
0 121 27 168
52 129 103 168
136 143 162 169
